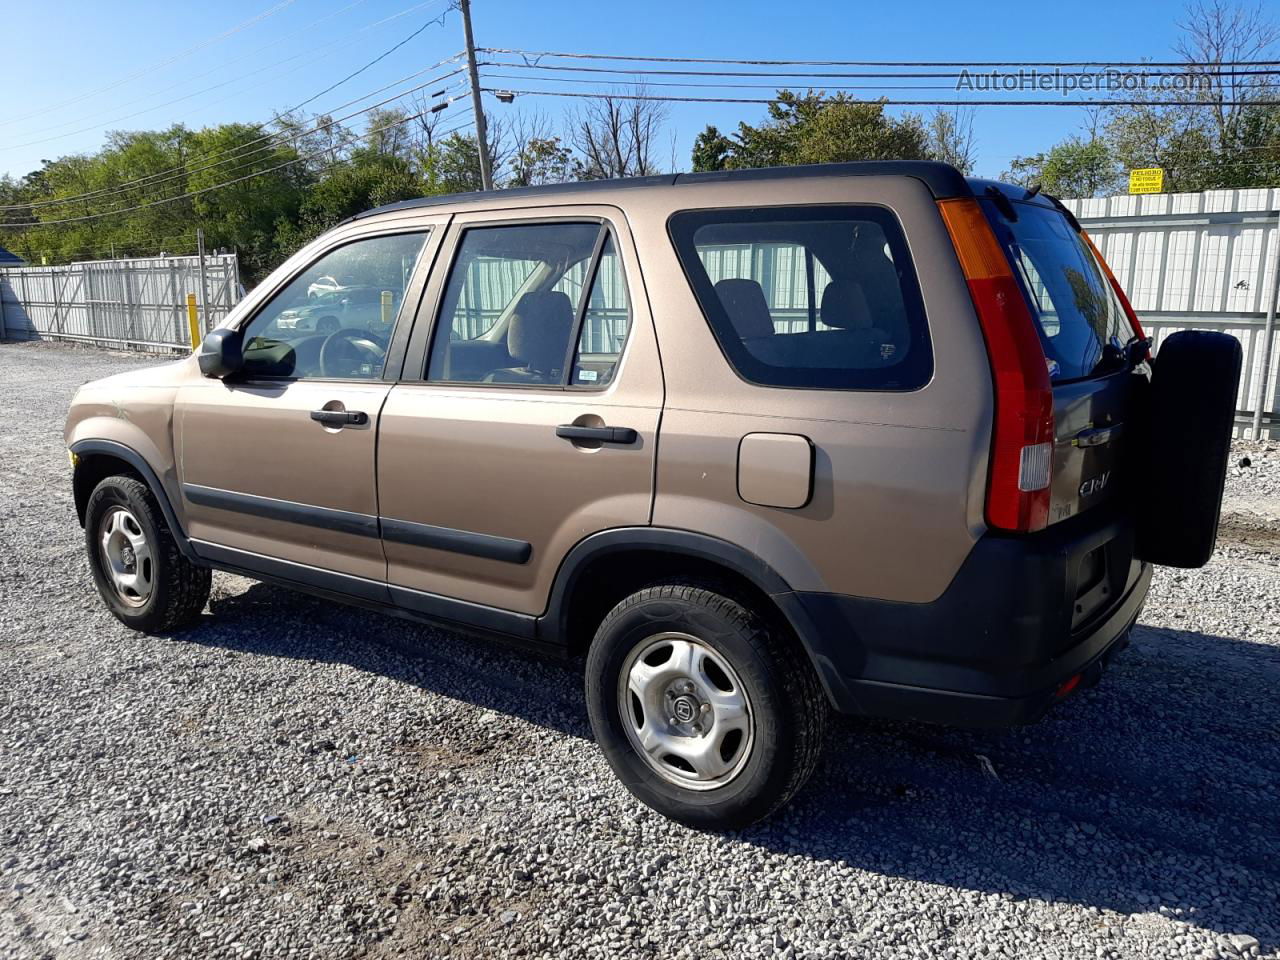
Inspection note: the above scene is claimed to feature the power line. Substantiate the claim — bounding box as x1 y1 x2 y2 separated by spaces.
483 87 1280 108
2 76 466 221
0 96 469 229
1 57 467 212
481 71 984 91
480 59 1280 81
479 47 1280 69
284 4 453 115
0 0 301 127
0 0 373 134
2 0 455 150
480 70 1280 94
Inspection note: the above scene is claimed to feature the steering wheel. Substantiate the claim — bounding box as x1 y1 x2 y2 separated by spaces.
319 328 387 378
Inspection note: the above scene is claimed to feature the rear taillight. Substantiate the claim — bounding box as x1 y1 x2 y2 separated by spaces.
1082 232 1150 357
938 197 1054 533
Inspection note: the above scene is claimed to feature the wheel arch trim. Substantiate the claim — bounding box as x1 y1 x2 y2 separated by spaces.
539 527 852 707
70 439 199 562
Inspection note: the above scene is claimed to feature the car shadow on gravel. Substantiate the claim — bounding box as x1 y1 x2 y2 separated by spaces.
748 624 1280 948
193 583 1278 948
197 580 594 737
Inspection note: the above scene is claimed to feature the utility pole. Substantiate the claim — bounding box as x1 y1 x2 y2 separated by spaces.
458 0 493 190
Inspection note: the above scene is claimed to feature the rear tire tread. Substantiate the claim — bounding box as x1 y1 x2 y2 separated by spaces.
589 580 828 827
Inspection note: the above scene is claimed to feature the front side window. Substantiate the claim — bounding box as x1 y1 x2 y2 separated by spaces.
240 231 428 379
669 206 931 390
426 222 632 387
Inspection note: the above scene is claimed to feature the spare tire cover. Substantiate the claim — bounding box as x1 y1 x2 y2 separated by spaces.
1136 330 1243 569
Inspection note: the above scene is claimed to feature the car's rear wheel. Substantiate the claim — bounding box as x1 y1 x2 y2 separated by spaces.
85 474 211 633
585 582 827 829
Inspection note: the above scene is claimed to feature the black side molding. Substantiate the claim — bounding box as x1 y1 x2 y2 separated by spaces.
182 484 379 539
180 484 531 563
381 517 532 564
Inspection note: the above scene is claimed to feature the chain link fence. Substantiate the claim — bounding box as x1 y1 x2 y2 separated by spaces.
0 253 241 353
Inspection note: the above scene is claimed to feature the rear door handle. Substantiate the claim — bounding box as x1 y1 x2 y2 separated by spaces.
310 409 368 427
556 424 638 445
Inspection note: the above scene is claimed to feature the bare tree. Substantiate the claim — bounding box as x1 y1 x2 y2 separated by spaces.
569 88 670 179
1176 0 1280 152
506 110 572 186
406 94 452 158
272 110 357 172
925 107 977 173
364 107 413 159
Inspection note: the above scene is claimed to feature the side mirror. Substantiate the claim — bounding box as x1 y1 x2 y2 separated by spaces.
197 328 244 379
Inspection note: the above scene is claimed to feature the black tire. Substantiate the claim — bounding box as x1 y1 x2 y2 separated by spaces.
585 582 828 829
84 474 211 633
1136 330 1243 568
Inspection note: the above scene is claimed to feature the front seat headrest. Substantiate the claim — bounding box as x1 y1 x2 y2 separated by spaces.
507 290 575 373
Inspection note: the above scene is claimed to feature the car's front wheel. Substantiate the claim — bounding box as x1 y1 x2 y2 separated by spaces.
85 474 211 633
585 582 828 829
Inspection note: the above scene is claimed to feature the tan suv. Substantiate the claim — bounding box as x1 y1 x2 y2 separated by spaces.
65 162 1242 827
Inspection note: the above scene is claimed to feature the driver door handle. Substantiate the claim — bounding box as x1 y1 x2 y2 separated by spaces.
310 409 368 427
555 424 637 444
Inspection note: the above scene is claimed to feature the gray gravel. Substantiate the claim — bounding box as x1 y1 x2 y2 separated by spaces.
2 338 1278 960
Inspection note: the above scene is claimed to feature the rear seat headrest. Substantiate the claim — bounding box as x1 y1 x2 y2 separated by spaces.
714 278 776 340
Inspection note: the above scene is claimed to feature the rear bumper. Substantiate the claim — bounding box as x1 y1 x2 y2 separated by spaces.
778 509 1151 727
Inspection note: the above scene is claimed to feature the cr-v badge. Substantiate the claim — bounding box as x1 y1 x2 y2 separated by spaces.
1080 471 1112 498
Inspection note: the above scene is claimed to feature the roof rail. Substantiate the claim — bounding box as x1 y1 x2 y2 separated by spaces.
350 160 972 222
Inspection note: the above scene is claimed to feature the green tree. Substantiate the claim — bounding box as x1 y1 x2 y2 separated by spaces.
691 125 734 172
691 91 930 171
186 123 306 278
422 132 488 194
1004 137 1121 197
509 135 573 186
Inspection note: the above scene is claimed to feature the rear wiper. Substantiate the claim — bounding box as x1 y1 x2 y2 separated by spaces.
1090 335 1151 377
1125 335 1152 368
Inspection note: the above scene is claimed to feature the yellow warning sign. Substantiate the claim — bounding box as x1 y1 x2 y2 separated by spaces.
1128 168 1164 194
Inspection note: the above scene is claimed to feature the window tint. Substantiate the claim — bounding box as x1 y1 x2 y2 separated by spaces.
240 232 427 379
571 235 630 387
669 207 931 390
426 222 605 385
986 201 1131 381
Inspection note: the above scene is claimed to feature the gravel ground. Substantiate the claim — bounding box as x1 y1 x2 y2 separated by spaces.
1 338 1277 960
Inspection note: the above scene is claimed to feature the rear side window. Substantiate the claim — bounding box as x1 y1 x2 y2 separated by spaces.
669 206 931 390
984 200 1131 382
425 222 630 388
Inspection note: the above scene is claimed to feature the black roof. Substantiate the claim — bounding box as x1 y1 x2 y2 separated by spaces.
0 245 24 266
353 161 974 222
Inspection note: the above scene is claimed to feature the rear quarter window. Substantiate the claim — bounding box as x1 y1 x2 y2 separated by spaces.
668 206 932 390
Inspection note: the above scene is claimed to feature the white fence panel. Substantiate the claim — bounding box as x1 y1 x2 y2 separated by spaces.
0 253 240 352
1063 186 1280 438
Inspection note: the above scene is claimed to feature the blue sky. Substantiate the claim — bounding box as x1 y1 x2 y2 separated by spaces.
0 0 1197 182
